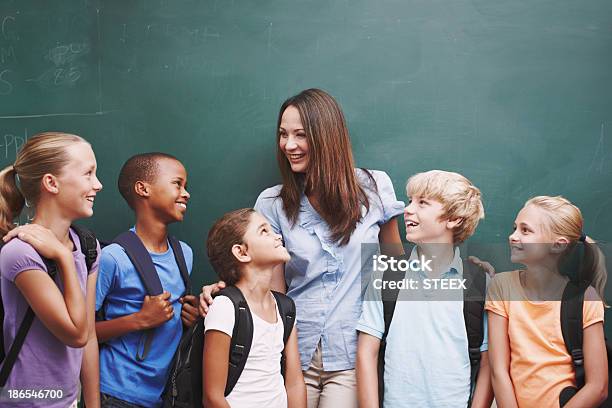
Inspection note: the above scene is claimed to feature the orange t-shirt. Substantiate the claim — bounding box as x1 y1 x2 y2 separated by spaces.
485 270 604 408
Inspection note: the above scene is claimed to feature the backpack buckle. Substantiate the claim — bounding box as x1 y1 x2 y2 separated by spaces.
571 349 584 367
86 248 97 261
230 344 245 366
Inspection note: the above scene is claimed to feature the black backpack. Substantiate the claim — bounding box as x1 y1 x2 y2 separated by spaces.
162 285 296 408
378 257 487 407
0 224 98 387
559 281 611 407
96 230 191 360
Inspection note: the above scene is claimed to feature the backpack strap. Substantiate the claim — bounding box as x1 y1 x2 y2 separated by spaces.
168 236 191 296
113 231 164 295
561 281 586 389
271 291 296 378
381 268 402 341
378 266 403 406
113 231 164 361
0 226 97 385
271 291 296 345
70 224 98 272
462 259 486 407
218 286 254 397
0 252 59 387
0 241 5 362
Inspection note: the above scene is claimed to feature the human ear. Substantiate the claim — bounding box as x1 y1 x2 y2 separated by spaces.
41 173 59 194
446 217 464 230
231 243 251 264
134 181 151 198
551 236 570 254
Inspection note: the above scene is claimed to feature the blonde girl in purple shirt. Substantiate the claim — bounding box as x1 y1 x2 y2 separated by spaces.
0 132 103 408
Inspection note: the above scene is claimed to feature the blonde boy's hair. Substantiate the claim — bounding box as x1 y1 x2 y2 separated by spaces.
406 170 484 244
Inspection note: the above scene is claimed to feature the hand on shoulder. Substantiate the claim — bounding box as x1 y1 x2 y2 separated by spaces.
3 224 71 261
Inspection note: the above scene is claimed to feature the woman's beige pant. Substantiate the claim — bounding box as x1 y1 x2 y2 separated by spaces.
303 342 358 408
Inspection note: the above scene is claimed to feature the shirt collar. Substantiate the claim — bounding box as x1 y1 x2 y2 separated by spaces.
408 246 462 277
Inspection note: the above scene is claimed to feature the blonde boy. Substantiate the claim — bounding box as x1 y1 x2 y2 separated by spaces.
356 170 493 408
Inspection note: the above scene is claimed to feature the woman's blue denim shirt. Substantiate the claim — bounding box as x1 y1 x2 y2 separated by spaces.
254 169 405 371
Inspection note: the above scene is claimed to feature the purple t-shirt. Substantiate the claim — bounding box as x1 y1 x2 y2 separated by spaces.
0 228 99 407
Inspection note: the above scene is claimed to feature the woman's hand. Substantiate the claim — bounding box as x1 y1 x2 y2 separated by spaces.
468 256 496 277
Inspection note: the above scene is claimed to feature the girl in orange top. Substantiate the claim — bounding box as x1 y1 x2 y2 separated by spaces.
486 195 608 408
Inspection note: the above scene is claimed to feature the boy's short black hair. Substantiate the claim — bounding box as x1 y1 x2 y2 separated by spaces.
118 152 179 209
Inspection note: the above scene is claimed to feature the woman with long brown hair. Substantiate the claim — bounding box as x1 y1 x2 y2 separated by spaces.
201 89 405 407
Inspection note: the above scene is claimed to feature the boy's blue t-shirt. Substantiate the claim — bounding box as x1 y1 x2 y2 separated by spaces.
95 236 193 408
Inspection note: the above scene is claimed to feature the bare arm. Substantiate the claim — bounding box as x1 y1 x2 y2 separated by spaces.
357 332 382 408
202 330 232 408
199 281 226 316
471 351 494 408
378 218 403 257
488 311 519 408
284 325 306 408
15 261 88 347
199 264 286 317
564 322 608 408
6 224 88 347
80 271 100 408
95 291 174 342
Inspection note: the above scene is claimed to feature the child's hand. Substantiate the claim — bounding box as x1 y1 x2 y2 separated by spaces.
468 256 496 277
179 295 199 328
136 291 174 329
199 281 226 316
2 224 71 261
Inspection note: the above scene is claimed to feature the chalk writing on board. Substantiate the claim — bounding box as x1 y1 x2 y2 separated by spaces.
1 16 17 40
47 43 89 66
23 43 89 89
26 66 82 88
588 123 609 176
1 46 16 65
0 111 113 119
0 129 28 160
0 13 17 95
0 69 12 95
141 22 220 44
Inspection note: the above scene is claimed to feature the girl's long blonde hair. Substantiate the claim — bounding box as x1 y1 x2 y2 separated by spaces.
526 195 607 305
0 132 87 236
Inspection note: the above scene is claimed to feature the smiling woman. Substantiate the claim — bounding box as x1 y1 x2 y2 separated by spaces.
200 89 405 408
252 89 406 408
0 132 103 408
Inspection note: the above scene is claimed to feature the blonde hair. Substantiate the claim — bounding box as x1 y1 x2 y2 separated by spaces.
525 195 608 305
406 170 484 244
0 132 88 236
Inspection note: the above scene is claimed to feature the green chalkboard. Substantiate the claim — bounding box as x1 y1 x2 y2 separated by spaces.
1 1 611 325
